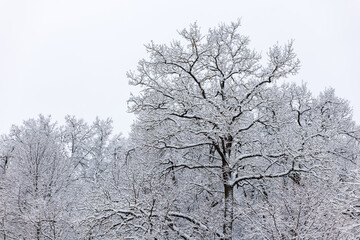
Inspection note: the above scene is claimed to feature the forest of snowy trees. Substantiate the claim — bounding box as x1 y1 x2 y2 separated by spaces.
1 21 360 239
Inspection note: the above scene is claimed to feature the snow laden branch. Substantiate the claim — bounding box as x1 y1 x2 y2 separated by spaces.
168 211 223 238
229 166 306 187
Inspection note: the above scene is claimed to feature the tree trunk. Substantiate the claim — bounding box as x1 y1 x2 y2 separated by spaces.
222 135 234 239
223 182 234 240
36 221 41 240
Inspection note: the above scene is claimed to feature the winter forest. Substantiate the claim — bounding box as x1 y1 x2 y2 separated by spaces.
1 21 360 239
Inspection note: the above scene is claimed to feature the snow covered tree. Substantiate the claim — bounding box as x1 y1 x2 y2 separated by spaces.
0 116 123 239
0 115 75 239
61 116 118 238
128 21 360 239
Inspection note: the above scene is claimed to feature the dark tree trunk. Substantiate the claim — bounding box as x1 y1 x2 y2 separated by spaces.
223 181 234 240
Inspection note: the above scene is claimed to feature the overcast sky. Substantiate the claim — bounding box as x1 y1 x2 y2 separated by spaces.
1 0 359 136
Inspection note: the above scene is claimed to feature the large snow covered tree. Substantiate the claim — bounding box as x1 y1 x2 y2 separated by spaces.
128 21 360 239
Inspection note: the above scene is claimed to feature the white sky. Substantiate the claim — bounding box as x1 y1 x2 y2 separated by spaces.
1 0 359 136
